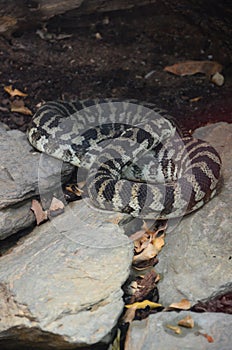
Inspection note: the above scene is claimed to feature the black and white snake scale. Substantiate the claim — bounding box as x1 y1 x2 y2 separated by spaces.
27 99 221 219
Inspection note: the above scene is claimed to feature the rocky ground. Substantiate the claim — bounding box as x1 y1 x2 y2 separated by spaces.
0 2 232 349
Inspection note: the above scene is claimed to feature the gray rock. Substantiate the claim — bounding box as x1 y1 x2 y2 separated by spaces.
126 311 232 350
0 125 74 239
158 122 232 305
0 200 35 240
0 200 133 348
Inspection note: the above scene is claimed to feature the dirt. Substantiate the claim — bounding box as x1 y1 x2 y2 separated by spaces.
0 3 232 133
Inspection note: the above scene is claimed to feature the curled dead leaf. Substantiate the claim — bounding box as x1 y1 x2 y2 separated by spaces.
133 233 165 264
10 100 32 115
65 183 85 196
178 315 194 328
153 235 165 252
130 220 166 242
133 243 157 263
4 85 28 97
166 324 182 334
164 60 222 77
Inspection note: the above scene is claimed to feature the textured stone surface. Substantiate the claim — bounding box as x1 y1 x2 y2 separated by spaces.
158 122 232 305
127 311 232 350
0 121 231 348
0 125 74 239
0 200 133 349
0 200 35 240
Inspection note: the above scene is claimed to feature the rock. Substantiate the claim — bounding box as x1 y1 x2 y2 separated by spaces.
157 122 232 305
126 311 232 350
0 125 74 239
0 122 231 348
0 200 35 240
0 199 133 348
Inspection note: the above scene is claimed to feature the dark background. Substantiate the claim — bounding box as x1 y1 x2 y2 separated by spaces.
0 0 232 133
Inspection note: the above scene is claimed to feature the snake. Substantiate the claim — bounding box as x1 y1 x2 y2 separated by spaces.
27 99 221 219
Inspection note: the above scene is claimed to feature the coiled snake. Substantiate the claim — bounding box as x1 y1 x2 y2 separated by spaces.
27 99 221 219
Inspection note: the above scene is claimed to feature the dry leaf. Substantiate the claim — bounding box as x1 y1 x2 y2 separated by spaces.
123 306 137 324
166 324 182 334
10 100 32 115
178 315 194 328
126 270 159 304
110 328 121 350
133 243 157 263
189 96 202 102
129 228 147 241
133 234 165 264
196 331 214 343
0 16 17 34
167 298 191 310
164 60 222 77
4 85 28 97
49 197 65 211
65 183 85 196
125 300 162 310
48 197 65 218
152 235 165 252
31 199 48 225
130 220 167 241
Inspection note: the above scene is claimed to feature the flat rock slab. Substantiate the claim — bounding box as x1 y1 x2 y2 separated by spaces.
0 200 133 348
158 122 232 305
126 311 232 350
0 125 74 239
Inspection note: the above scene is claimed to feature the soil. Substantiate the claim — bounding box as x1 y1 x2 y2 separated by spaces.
0 3 232 132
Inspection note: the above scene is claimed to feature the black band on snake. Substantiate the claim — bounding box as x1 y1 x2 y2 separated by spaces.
27 99 221 219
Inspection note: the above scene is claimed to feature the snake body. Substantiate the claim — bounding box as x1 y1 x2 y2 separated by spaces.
27 99 221 219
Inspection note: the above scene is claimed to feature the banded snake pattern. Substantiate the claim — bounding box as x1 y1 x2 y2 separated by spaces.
27 99 221 219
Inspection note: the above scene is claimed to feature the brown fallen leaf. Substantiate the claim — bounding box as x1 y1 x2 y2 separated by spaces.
195 331 214 343
164 60 222 77
153 235 165 252
125 300 162 310
48 197 65 217
4 85 28 97
167 298 191 311
178 315 194 328
130 220 167 241
189 96 203 103
0 16 17 35
66 182 86 193
133 233 165 263
166 324 182 334
10 100 32 115
123 306 137 324
133 242 157 263
126 270 159 304
31 199 48 225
